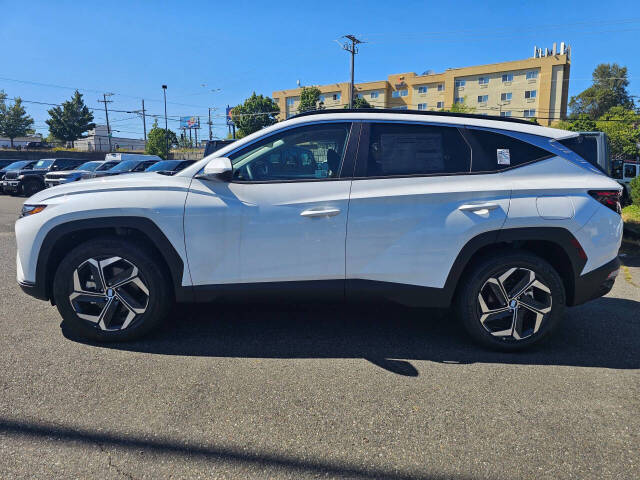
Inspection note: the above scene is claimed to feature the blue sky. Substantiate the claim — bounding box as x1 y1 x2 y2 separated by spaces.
1 0 639 140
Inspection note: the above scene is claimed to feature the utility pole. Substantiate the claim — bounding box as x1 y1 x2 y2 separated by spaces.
341 35 363 109
98 93 114 152
141 99 147 143
208 107 213 140
161 85 168 157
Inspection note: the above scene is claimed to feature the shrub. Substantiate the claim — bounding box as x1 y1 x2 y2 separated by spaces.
630 175 640 206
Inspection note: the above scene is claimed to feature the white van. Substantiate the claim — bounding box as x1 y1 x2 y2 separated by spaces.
104 153 162 163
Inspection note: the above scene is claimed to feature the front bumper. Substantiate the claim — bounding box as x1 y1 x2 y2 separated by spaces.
2 180 20 193
18 280 49 301
572 256 621 306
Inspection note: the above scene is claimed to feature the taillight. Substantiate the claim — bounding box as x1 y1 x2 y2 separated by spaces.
588 190 621 214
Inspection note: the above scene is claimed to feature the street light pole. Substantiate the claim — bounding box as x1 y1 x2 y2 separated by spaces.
162 85 168 158
342 35 363 109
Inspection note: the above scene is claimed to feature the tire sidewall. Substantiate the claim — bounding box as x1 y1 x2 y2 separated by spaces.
53 238 170 341
456 252 566 351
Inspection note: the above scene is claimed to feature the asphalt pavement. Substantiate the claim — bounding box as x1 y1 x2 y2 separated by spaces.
0 194 638 479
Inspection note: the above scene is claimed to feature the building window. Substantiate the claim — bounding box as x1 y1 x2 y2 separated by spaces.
477 95 488 103
418 86 428 94
331 93 340 101
437 101 444 109
524 109 536 118
500 111 512 117
319 95 325 103
454 97 464 104
371 91 379 99
478 77 489 85
392 106 408 110
357 93 363 99
454 80 466 88
524 90 537 99
286 98 295 106
526 70 539 80
417 103 428 110
437 84 444 91
500 92 512 101
392 89 408 98
502 73 514 82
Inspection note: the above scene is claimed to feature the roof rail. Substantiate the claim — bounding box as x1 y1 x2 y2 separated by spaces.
290 108 539 125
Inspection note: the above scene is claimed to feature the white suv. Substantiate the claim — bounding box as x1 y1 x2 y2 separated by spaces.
15 110 623 350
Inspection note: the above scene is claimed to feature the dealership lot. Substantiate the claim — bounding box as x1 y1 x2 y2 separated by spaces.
0 195 638 479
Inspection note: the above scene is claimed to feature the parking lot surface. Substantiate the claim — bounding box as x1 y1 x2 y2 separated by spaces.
0 195 638 479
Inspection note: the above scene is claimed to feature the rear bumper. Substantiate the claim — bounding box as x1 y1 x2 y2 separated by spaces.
571 256 620 306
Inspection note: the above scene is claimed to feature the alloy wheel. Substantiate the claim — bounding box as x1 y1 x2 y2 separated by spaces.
477 267 552 341
68 256 149 331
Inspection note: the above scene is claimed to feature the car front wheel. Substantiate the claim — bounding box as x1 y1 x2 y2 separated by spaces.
53 238 171 341
455 251 566 351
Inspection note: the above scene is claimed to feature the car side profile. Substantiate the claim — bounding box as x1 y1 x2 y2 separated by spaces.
15 110 623 350
4 158 86 196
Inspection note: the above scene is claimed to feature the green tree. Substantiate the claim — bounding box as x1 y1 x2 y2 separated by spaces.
0 97 34 147
345 96 372 109
45 90 95 147
595 106 640 158
553 113 597 132
630 176 640 206
444 98 475 113
569 63 634 119
298 86 324 113
145 120 178 159
231 92 279 137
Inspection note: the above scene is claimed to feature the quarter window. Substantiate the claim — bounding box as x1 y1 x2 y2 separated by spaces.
361 123 471 177
462 128 552 172
230 124 350 181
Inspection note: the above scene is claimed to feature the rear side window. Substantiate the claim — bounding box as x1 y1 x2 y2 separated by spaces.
361 123 471 177
463 129 553 172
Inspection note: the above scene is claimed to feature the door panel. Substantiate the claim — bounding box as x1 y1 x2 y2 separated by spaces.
346 175 510 288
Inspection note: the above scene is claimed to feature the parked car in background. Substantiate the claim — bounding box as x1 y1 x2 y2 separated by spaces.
15 110 623 350
92 158 159 178
45 161 110 187
0 161 36 194
3 158 86 196
104 153 162 163
144 160 195 175
0 159 22 170
25 141 51 149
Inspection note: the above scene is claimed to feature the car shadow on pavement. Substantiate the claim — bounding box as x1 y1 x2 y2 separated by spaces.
63 296 640 375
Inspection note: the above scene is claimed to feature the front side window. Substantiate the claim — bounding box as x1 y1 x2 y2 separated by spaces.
477 95 488 103
361 123 471 177
525 90 537 99
501 92 512 101
230 123 350 181
463 128 552 172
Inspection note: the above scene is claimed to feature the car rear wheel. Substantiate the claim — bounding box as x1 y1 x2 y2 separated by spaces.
53 238 171 341
455 251 566 351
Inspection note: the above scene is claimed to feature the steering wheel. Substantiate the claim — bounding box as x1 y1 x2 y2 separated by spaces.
246 159 270 180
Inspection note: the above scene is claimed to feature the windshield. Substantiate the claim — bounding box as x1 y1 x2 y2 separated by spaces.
97 161 117 171
145 160 180 172
76 161 102 171
108 160 139 172
2 161 30 172
34 159 54 169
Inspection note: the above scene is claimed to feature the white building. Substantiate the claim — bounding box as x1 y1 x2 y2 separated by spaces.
0 133 43 148
74 125 146 152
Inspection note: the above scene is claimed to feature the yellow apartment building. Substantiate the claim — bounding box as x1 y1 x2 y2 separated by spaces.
272 44 571 126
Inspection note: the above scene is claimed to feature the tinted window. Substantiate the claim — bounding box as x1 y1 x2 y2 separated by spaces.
145 160 180 172
463 129 552 172
76 161 101 171
109 160 139 172
624 164 637 178
97 161 118 171
559 135 599 165
362 123 471 177
230 123 350 181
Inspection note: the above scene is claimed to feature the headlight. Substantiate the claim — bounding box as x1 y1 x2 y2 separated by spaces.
17 175 25 180
20 204 47 217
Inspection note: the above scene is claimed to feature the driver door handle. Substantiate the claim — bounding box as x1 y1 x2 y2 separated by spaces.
458 203 499 212
300 208 341 218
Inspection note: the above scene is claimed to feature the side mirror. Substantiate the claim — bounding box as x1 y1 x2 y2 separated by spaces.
198 157 232 181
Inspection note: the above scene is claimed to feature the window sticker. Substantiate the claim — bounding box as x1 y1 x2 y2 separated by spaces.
497 149 511 165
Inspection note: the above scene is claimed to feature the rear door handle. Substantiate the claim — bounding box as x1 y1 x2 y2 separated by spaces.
458 203 500 213
300 208 341 218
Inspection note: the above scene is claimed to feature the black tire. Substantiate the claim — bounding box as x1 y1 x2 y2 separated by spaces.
454 251 566 351
53 237 172 342
22 179 42 197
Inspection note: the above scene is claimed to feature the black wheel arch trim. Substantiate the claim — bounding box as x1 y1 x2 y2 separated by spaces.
32 216 189 303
